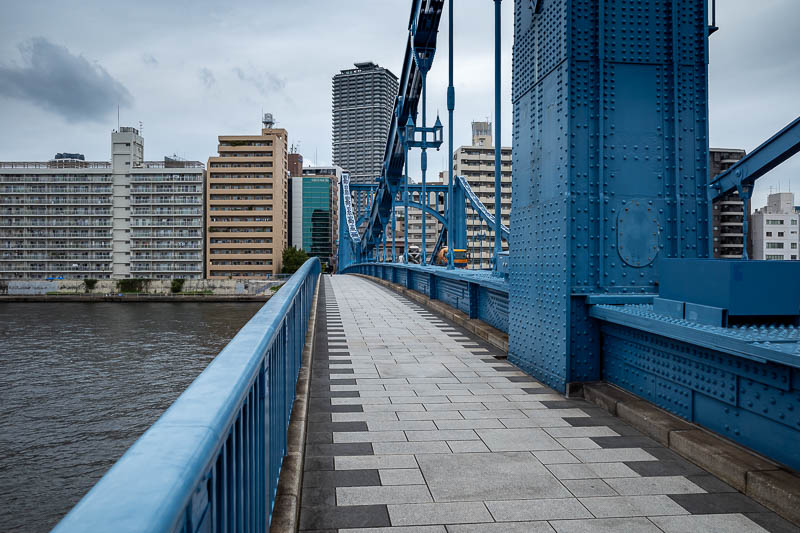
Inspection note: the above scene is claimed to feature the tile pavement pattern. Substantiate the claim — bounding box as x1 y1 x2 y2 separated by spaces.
298 275 798 533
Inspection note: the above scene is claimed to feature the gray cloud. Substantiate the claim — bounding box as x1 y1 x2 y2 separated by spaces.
142 53 158 67
233 66 286 97
199 67 216 88
0 37 133 122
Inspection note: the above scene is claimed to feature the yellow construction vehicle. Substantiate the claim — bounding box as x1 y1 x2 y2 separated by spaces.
434 247 468 268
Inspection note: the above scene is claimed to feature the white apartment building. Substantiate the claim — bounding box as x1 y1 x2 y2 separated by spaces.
751 192 800 260
0 127 204 280
452 121 511 269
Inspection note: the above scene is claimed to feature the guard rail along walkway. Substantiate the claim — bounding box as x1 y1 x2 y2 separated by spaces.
53 257 321 533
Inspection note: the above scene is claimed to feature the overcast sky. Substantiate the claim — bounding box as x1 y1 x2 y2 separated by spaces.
0 0 797 208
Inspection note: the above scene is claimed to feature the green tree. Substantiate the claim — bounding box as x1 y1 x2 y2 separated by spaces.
281 246 309 274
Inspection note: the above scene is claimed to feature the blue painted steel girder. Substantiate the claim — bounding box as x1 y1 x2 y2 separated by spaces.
361 0 445 255
709 116 800 200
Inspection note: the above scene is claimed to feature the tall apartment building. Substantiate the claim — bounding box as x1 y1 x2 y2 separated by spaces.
206 117 289 278
290 165 340 268
332 62 398 184
709 148 747 258
0 127 204 280
452 121 512 268
751 192 800 260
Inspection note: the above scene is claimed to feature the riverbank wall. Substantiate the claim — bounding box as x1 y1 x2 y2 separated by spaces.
0 279 283 298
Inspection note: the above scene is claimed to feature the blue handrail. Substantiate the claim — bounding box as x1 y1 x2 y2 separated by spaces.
53 257 321 533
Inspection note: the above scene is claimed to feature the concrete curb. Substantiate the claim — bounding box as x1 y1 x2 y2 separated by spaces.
351 274 509 354
582 382 800 526
269 275 320 532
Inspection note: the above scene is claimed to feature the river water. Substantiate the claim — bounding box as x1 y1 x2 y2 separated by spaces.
0 302 263 532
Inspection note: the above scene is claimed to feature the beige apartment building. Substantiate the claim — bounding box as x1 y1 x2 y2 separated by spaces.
452 121 511 269
206 116 288 278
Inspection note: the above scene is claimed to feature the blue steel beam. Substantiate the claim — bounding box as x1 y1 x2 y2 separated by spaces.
360 0 444 255
458 175 509 241
708 116 800 200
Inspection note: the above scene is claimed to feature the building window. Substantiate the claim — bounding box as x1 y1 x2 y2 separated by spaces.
793 243 798 249
778 232 785 237
766 242 784 249
766 219 783 225
766 254 784 260
766 232 772 237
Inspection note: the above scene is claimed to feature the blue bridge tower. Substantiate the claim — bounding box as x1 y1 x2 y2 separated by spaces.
509 0 711 391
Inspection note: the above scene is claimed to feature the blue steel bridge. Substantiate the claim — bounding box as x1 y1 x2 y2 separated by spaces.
54 0 800 532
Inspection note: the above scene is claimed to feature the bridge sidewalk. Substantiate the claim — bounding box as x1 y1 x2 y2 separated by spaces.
296 275 795 532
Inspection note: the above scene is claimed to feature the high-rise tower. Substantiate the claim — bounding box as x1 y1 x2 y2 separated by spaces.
332 62 398 184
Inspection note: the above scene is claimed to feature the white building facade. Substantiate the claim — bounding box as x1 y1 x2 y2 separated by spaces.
751 192 800 260
0 127 204 280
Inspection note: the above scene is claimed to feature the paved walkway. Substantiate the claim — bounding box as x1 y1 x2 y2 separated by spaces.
298 275 796 533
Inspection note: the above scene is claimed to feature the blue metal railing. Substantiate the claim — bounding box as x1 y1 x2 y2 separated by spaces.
53 258 321 533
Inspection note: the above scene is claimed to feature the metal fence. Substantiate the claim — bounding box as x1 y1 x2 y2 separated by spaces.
53 257 321 532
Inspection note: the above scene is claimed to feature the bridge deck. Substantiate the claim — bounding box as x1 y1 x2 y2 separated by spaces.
299 275 792 532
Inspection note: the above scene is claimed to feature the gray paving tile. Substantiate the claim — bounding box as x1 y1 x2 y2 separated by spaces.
340 527 446 533
379 468 425 485
605 475 705 496
744 512 800 533
447 522 555 533
476 428 563 451
303 469 380 488
562 479 619 497
336 485 432 506
667 492 769 514
372 441 452 455
556 437 602 450
397 411 463 420
406 429 478 441
486 498 592 521
333 431 407 443
533 450 580 464
434 418 504 430
546 427 619 438
335 454 418 471
300 504 390 530
685 474 738 494
376 363 454 378
650 513 771 533
461 409 526 419
547 462 640 480
447 440 491 453
417 451 569 502
388 502 493 526
579 495 689 518
366 420 437 431
549 517 662 533
571 448 657 463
